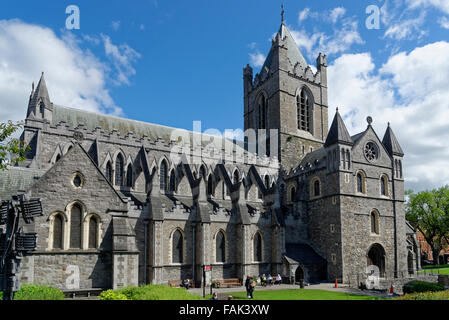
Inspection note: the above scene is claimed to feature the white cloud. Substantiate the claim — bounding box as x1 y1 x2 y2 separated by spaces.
101 34 141 86
289 15 363 59
438 16 449 29
329 7 346 24
383 10 427 40
328 42 449 191
298 8 311 24
249 52 266 68
406 0 449 15
0 19 140 128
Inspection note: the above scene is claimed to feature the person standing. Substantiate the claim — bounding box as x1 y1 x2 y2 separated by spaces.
249 277 256 299
245 276 251 298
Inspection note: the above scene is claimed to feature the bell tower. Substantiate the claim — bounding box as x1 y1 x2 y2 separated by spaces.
243 13 328 170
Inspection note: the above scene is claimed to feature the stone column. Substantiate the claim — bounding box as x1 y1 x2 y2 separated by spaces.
151 220 164 284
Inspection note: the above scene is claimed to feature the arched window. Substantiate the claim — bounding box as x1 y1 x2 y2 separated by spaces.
371 211 379 234
290 186 296 202
312 179 320 197
115 154 124 186
297 88 313 133
70 204 82 249
169 169 176 192
126 164 133 188
264 175 270 189
399 160 403 178
172 229 183 264
380 175 388 196
258 95 267 129
216 231 226 263
160 160 168 192
233 170 240 185
253 232 263 262
56 154 61 163
357 172 365 194
207 174 214 196
341 149 346 169
346 150 351 169
199 166 206 180
88 216 98 249
53 214 63 249
106 161 113 183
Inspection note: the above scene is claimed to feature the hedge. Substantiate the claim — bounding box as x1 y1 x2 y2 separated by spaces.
402 280 445 294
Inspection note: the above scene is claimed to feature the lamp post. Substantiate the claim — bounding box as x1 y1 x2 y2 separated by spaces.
0 195 43 300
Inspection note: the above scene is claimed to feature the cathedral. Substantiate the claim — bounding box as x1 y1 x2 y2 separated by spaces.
0 19 420 291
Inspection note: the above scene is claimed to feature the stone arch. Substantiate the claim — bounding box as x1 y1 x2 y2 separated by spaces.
295 265 304 283
232 167 241 184
295 85 314 134
48 211 67 250
310 176 321 198
288 183 297 203
255 90 269 130
66 201 87 250
170 228 185 264
370 209 380 235
367 243 386 277
380 174 389 197
252 230 264 262
214 229 227 263
83 213 102 250
356 170 367 194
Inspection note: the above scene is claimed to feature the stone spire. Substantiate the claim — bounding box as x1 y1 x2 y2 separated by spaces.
324 109 353 147
27 72 52 120
382 123 404 157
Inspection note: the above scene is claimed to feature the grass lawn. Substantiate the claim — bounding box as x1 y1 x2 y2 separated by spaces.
208 289 384 300
419 265 449 275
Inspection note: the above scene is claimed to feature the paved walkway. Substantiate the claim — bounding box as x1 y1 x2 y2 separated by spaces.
189 282 392 300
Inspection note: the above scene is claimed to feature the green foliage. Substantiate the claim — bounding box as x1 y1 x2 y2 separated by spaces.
406 186 449 264
99 290 128 300
396 290 449 300
12 284 65 300
422 264 449 270
402 280 445 294
0 120 29 170
100 285 203 301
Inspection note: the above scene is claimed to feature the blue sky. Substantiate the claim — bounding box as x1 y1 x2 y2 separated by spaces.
1 0 449 191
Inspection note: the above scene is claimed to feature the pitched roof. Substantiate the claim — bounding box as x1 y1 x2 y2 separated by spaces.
284 243 327 265
382 124 404 157
51 104 247 153
324 110 353 147
0 167 46 200
262 23 308 72
31 73 50 106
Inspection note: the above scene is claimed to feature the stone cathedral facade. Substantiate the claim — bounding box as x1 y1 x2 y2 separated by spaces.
0 21 420 291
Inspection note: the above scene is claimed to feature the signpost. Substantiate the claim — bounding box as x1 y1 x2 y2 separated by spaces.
202 265 212 298
0 195 43 300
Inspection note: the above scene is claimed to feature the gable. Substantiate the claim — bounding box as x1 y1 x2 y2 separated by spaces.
29 143 127 213
351 126 392 167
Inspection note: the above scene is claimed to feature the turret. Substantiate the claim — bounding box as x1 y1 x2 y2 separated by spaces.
26 72 53 123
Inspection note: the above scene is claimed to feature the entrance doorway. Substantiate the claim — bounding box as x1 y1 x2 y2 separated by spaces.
367 243 386 277
295 266 304 283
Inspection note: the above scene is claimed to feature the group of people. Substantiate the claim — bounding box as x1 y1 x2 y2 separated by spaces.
244 274 283 299
259 273 283 286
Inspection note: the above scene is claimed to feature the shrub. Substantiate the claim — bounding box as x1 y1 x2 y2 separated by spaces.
99 290 128 300
402 280 445 294
396 290 449 300
13 284 65 300
115 284 203 300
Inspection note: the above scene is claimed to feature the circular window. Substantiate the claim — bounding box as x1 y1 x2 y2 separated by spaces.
364 142 379 162
72 172 84 189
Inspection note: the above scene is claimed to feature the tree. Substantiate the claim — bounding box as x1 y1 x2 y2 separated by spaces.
0 121 28 170
406 186 449 265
